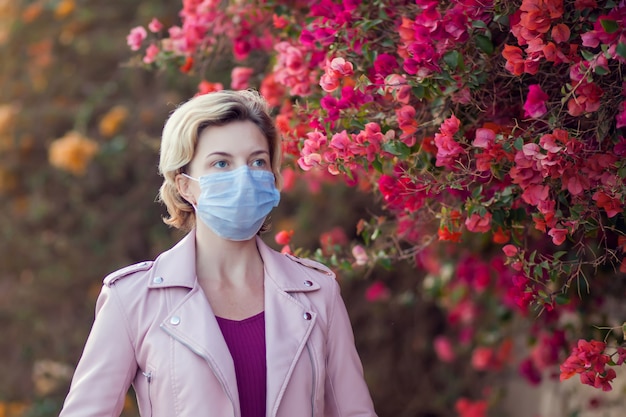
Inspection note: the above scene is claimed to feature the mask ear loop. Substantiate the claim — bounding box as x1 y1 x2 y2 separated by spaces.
180 173 199 210
182 173 199 181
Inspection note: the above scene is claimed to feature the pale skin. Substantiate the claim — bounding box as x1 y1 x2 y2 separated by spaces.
175 120 273 321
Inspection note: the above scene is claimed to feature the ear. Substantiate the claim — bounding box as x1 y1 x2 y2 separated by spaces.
175 174 198 206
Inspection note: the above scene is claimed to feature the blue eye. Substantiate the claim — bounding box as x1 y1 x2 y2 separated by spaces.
214 160 228 168
251 159 267 168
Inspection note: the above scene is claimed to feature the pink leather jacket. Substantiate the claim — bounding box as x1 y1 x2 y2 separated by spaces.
59 231 377 417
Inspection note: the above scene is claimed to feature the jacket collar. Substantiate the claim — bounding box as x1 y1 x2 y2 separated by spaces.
148 230 321 293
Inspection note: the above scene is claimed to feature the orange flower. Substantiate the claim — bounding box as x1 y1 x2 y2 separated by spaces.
21 1 43 23
0 104 17 135
180 56 194 73
492 227 510 244
438 226 462 242
49 131 99 175
55 0 75 19
98 105 129 138
0 168 17 193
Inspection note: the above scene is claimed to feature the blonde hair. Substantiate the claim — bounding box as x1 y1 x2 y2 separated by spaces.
158 90 283 232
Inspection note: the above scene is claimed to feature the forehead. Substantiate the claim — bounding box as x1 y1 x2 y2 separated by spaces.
195 120 269 154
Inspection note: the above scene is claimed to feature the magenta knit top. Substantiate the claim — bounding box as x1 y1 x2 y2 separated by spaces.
216 311 266 417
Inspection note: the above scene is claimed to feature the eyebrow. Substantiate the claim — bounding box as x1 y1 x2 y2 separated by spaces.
205 150 269 159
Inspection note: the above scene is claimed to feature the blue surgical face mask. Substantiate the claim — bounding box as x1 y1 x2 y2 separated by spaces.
184 166 280 241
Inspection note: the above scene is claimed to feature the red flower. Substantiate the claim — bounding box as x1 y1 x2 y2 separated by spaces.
455 397 488 417
274 230 294 246
438 226 462 242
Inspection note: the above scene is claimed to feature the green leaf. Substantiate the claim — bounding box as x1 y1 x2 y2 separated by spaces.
372 157 383 173
412 84 425 99
475 34 494 55
580 49 596 61
514 137 524 150
443 50 462 70
471 20 488 29
616 42 626 59
555 294 569 305
595 65 609 75
471 185 483 199
382 141 411 158
600 18 619 34
553 251 568 259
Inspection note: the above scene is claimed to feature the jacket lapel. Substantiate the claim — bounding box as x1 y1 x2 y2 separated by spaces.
257 238 321 417
152 231 240 416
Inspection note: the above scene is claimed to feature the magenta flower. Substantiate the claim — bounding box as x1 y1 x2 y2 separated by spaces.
523 84 549 118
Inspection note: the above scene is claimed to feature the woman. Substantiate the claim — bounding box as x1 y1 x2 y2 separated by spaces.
60 90 377 417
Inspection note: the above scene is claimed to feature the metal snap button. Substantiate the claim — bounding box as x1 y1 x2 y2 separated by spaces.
304 280 313 287
153 277 164 284
303 312 312 320
170 316 181 325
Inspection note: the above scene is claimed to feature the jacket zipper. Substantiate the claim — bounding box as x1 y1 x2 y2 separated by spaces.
142 370 153 417
305 343 316 417
161 325 239 417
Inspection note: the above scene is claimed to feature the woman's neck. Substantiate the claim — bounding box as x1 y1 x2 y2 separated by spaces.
194 222 264 289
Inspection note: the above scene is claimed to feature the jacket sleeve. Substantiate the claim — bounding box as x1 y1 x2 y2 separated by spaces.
59 284 137 417
324 279 377 416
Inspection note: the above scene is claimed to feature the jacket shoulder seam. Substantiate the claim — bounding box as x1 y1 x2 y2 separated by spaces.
283 254 335 277
103 261 153 286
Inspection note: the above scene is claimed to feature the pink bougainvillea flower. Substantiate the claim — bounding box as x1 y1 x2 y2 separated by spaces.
351 245 369 266
320 73 340 92
551 23 570 43
396 105 419 138
328 57 354 77
365 280 391 302
434 114 464 168
560 339 615 391
127 26 147 51
272 13 289 29
148 18 163 33
434 336 455 363
521 184 550 206
143 44 159 64
548 226 568 245
319 226 348 254
592 191 623 217
471 347 494 370
230 66 254 90
502 244 518 257
472 128 496 148
523 84 549 118
465 211 492 233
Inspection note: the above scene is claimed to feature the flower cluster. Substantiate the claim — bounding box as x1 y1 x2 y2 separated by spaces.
560 339 617 391
130 0 626 412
